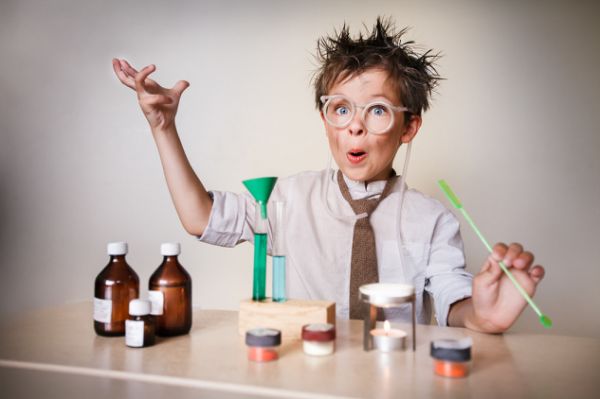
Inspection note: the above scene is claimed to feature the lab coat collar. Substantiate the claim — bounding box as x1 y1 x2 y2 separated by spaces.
340 171 396 201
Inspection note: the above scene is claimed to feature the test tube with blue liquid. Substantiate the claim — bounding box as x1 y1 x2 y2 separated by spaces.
272 201 286 302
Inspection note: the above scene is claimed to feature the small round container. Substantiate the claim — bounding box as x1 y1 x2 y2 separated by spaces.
430 337 472 378
245 328 281 362
302 323 335 356
126 299 156 348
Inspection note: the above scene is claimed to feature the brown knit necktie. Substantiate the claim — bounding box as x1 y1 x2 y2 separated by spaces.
337 170 398 319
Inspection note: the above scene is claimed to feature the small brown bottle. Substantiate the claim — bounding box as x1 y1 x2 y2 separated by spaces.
148 243 192 336
126 299 156 348
94 242 140 336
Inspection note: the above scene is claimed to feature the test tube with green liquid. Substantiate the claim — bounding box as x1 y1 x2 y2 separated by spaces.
243 177 277 301
253 209 268 301
272 201 286 302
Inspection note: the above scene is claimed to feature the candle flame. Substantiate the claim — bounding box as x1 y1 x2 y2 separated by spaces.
384 320 390 332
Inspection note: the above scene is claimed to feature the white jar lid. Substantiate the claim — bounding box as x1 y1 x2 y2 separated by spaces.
129 299 151 316
161 242 181 256
107 242 128 255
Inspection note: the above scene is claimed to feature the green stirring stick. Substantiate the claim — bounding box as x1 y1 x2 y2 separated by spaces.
438 179 552 328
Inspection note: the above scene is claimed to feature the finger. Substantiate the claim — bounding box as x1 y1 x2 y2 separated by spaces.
117 59 136 80
140 94 173 106
112 58 135 89
492 243 508 262
135 64 156 95
479 258 492 274
513 251 534 270
172 80 190 96
477 255 503 286
503 243 524 267
529 265 545 284
125 59 161 90
112 58 125 78
121 59 139 76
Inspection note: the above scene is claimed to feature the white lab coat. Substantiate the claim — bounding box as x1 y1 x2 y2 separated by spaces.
198 169 472 326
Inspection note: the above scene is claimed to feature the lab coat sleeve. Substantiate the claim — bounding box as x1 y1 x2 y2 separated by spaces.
196 190 256 247
424 208 473 327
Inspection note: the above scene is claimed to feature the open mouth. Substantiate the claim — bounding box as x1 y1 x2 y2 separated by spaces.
347 149 367 164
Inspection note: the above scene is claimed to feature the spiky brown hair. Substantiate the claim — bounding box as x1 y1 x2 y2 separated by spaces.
313 17 442 117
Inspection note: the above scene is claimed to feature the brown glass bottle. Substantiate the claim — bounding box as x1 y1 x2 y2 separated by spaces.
148 243 192 336
126 299 156 348
94 242 139 336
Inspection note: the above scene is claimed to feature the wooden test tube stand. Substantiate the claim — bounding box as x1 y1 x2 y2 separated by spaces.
239 298 336 341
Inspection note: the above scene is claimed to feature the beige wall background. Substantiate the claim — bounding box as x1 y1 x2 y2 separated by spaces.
1 0 598 338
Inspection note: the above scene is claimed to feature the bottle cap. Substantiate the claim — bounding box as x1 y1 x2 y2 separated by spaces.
430 337 472 362
245 328 281 347
107 242 128 255
129 299 151 316
302 323 336 342
161 242 181 256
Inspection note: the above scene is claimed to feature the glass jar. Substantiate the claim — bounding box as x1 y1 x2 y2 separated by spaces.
430 337 472 378
245 328 281 362
302 323 335 356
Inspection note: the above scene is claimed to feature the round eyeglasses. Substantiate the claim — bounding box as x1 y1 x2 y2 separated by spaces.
320 95 410 135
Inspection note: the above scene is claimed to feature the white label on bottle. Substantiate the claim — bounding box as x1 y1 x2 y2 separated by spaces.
148 290 164 315
125 320 144 347
93 297 112 323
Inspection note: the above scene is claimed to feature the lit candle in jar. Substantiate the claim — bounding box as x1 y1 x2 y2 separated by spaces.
370 321 407 352
359 283 416 351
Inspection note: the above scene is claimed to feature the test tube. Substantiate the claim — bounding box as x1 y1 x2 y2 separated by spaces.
242 177 277 301
253 205 268 301
272 201 286 302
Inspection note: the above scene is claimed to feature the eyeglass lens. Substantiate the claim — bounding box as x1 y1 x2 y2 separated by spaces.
323 97 393 133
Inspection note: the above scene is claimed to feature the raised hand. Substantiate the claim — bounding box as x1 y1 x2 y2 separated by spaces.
112 58 189 131
471 242 545 331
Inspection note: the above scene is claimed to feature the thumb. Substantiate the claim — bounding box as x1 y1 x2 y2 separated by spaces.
477 254 503 286
173 80 190 96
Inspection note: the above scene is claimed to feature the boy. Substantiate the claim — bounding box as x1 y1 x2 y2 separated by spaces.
112 18 544 332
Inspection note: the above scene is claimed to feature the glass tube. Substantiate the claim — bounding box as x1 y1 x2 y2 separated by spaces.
253 204 268 301
272 201 286 302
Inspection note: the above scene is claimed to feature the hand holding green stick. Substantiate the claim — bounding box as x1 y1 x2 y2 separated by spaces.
438 180 552 328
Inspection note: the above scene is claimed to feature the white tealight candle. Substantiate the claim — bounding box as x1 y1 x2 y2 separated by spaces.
370 321 407 352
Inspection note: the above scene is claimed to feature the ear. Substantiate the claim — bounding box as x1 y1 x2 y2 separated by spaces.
400 114 422 144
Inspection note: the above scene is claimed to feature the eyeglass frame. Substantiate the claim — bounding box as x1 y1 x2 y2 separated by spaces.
320 94 411 135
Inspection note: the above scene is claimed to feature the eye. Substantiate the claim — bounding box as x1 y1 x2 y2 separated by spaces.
370 105 387 117
335 106 350 116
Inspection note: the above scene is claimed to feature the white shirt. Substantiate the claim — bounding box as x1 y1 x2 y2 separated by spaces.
198 169 472 326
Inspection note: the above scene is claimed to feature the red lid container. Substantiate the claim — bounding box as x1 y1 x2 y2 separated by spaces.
302 323 336 342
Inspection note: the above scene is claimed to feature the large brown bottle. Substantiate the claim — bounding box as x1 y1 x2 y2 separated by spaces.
94 242 139 336
148 243 192 336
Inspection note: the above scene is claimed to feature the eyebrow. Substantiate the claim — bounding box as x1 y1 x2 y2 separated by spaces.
367 93 396 102
330 93 395 102
327 92 400 107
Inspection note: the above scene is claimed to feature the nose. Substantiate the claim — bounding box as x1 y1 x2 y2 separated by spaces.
347 111 366 136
